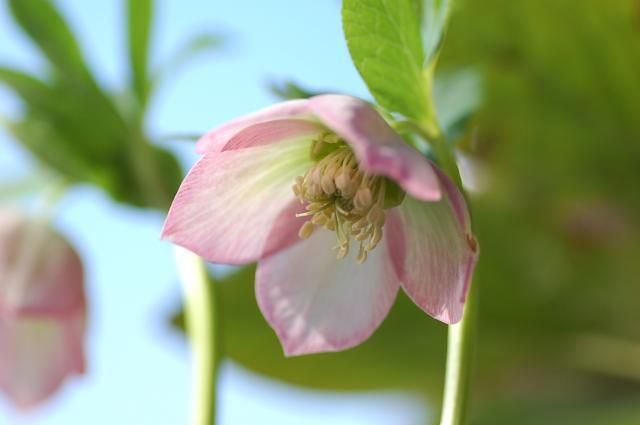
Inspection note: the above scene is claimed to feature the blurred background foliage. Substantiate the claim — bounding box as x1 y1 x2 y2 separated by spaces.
2 0 640 424
0 0 221 209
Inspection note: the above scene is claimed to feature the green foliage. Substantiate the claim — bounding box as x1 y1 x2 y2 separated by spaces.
342 0 431 121
9 0 90 78
419 0 452 65
127 0 154 105
268 80 320 100
433 67 481 141
0 0 221 210
472 398 640 425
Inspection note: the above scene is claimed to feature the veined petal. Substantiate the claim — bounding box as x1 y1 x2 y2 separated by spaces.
396 174 478 324
0 212 84 317
162 137 314 264
196 99 313 153
221 119 323 151
0 312 85 410
256 217 404 356
308 94 441 201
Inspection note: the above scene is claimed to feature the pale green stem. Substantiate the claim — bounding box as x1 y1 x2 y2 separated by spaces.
439 283 477 425
174 247 220 425
414 115 476 425
433 137 476 425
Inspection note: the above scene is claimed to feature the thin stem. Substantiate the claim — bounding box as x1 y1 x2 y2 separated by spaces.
439 282 477 425
414 112 476 425
174 247 220 425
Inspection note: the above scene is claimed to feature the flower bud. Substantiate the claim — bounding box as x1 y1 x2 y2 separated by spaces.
0 210 86 411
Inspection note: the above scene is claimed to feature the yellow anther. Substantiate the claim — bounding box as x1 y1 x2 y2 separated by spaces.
298 221 315 239
356 244 368 264
311 213 328 226
320 175 336 195
354 231 369 241
336 244 349 259
293 135 390 263
354 187 372 209
334 169 352 193
367 227 383 250
367 206 386 227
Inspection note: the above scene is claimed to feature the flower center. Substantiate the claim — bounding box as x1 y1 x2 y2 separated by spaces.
292 132 386 263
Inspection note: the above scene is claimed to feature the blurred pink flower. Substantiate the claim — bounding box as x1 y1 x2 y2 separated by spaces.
0 210 86 410
162 95 478 355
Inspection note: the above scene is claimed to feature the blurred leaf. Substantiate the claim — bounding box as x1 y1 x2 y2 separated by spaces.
268 80 322 100
7 118 94 181
433 67 482 141
127 0 154 104
342 0 430 121
436 0 640 413
0 68 57 113
8 0 90 78
153 32 224 90
7 0 131 157
0 68 122 163
472 398 640 425
2 0 184 210
420 0 453 65
172 266 447 397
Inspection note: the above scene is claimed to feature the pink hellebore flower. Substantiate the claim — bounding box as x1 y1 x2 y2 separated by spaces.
162 95 478 356
0 210 86 410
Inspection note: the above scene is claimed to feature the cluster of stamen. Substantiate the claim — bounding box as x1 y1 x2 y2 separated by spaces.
292 132 386 263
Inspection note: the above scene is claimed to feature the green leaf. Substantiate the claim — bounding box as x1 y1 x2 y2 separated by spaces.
0 67 123 164
268 80 320 100
6 0 131 156
420 0 453 65
472 398 640 425
8 0 90 78
7 118 94 181
433 67 481 141
127 0 154 104
342 0 431 121
0 68 57 113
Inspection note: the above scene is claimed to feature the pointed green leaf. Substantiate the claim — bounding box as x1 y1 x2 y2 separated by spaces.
8 0 90 78
268 80 321 100
6 0 131 155
420 0 453 65
0 68 57 112
127 0 154 104
434 68 482 141
0 67 123 162
342 0 430 121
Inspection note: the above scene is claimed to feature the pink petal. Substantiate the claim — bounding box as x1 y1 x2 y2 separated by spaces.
396 172 478 324
196 100 313 153
308 94 441 202
0 311 85 411
162 138 314 264
221 119 323 151
256 216 404 356
0 211 85 317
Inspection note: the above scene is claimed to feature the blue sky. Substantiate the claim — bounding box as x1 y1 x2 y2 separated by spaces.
0 1 428 424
